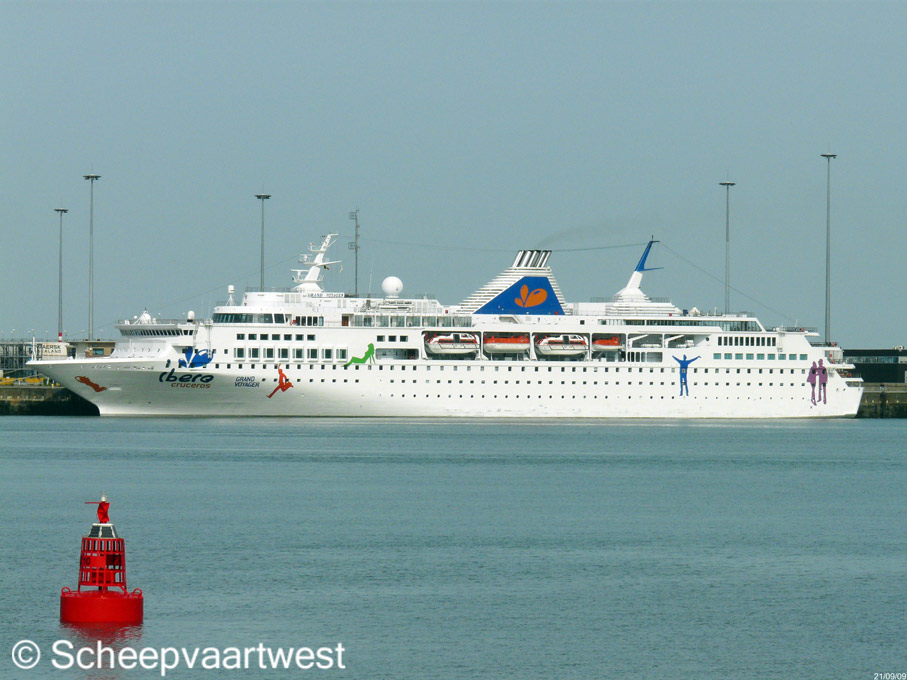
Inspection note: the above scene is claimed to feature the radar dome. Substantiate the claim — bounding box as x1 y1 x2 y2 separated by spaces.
381 276 403 298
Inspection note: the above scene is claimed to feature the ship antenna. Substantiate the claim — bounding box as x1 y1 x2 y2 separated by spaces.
348 208 360 297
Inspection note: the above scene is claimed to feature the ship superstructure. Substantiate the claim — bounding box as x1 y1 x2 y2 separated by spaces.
30 234 862 417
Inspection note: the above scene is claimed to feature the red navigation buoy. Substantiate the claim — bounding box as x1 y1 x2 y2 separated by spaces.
59 494 143 624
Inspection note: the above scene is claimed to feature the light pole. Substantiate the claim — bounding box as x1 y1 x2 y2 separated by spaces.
821 153 836 343
83 173 100 339
255 193 271 290
55 207 69 342
719 180 735 315
349 208 360 297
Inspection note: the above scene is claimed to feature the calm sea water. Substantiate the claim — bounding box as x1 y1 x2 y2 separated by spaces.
1 417 904 679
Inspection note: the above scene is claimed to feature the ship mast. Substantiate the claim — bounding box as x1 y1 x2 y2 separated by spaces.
292 234 341 293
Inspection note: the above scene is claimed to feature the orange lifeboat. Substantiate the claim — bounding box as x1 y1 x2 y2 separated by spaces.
483 334 530 354
592 336 622 352
424 332 480 355
534 334 588 357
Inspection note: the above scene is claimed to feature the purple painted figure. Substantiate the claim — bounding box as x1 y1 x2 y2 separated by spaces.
807 361 818 404
817 358 828 404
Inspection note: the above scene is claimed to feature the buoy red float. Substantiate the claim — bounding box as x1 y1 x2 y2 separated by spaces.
59 493 143 625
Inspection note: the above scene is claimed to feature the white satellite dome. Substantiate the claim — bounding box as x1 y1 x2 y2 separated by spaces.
381 276 403 298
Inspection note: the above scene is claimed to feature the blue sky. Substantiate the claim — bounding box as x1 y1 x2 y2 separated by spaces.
2 1 905 347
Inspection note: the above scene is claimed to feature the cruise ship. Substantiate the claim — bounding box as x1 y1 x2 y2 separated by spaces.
30 234 863 417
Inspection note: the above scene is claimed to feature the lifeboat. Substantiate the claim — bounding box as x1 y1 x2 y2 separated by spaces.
424 332 480 355
591 336 622 352
534 334 588 357
483 334 530 354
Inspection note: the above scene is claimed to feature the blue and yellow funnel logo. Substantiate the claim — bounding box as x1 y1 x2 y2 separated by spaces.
476 276 563 315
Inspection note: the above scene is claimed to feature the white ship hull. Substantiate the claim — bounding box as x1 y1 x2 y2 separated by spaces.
32 355 861 418
30 234 863 418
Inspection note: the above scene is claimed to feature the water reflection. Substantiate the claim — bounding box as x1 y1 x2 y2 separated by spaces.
56 623 143 680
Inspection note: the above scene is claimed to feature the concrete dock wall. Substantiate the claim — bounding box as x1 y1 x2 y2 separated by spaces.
856 383 907 418
0 385 98 416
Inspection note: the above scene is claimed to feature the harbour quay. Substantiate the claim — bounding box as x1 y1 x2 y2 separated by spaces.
844 348 907 418
0 339 105 415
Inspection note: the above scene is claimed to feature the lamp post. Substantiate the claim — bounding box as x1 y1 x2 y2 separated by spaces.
821 153 836 343
83 173 100 339
719 180 735 315
349 208 360 297
55 207 69 342
255 193 271 290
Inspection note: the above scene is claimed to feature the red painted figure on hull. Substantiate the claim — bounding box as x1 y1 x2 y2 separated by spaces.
267 364 294 399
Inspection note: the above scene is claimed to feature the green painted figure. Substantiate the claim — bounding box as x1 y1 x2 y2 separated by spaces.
344 343 376 367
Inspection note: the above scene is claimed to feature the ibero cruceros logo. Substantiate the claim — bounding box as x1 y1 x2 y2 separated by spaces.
515 284 547 308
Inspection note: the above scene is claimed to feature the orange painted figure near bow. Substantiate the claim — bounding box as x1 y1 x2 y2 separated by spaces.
267 364 294 399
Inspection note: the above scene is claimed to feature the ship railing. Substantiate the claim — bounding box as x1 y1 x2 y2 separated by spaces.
775 326 819 333
589 296 674 304
116 318 186 326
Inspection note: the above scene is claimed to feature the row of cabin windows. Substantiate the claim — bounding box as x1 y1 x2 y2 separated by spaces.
236 333 317 342
213 313 324 325
713 353 808 361
232 348 347 361
285 378 808 389
211 361 806 377
718 336 776 347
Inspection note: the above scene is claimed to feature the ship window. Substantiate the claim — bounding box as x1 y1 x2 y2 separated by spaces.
337 349 347 360
324 349 333 360
234 348 245 359
307 349 317 359
249 334 257 341
800 354 807 360
265 348 274 359
401 336 408 342
713 353 721 360
250 348 259 359
308 335 316 342
236 334 245 340
283 334 291 341
296 334 303 341
768 354 775 360
389 335 397 342
271 334 280 341
735 353 742 360
294 349 303 359
757 353 764 360
377 335 385 342
279 348 289 359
